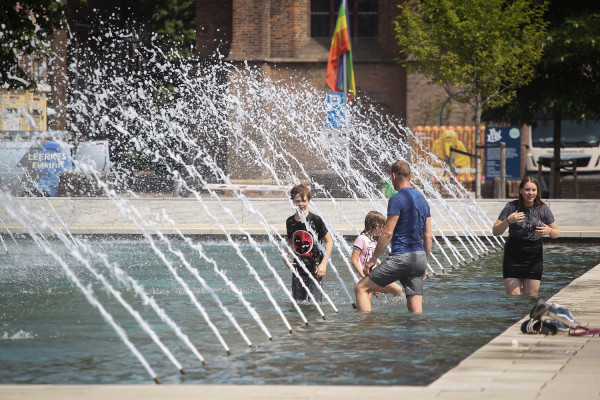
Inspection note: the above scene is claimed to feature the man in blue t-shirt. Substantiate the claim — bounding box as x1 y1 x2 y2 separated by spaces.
354 160 432 313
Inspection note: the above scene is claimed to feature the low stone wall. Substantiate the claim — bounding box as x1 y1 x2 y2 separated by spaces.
560 176 600 199
1 198 598 238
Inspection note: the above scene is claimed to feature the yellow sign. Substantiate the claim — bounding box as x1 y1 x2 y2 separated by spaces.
412 125 485 182
0 90 47 132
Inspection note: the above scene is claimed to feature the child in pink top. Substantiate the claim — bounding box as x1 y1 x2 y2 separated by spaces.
352 211 403 296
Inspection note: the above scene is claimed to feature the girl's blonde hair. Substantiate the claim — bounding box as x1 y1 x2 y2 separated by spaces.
362 211 385 235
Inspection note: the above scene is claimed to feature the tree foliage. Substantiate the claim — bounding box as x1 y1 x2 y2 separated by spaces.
482 1 600 197
484 1 600 124
395 0 547 110
0 0 68 90
394 0 548 196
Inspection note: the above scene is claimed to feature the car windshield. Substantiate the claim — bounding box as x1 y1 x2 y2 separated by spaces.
532 119 600 148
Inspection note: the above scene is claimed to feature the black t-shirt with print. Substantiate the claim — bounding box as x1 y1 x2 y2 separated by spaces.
286 212 328 274
498 200 555 241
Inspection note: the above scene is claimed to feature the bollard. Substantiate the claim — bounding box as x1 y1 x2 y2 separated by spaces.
493 177 502 198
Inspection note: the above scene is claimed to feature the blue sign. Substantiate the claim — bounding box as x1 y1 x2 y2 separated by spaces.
485 127 521 181
326 92 345 129
31 141 73 196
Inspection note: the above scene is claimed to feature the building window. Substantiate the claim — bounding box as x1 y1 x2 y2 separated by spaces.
355 0 377 38
310 0 378 38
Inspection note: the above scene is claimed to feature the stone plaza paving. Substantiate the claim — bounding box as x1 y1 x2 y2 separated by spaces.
1 198 599 239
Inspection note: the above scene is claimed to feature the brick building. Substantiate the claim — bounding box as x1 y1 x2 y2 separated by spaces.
196 0 473 130
194 0 473 181
6 1 473 185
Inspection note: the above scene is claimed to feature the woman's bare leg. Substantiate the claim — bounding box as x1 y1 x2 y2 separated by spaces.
523 279 541 296
504 278 522 295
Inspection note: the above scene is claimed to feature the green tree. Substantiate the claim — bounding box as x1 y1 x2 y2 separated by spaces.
395 0 548 197
0 0 68 90
484 1 600 198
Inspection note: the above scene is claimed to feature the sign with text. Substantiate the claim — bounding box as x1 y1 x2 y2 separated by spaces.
485 126 521 181
325 92 345 130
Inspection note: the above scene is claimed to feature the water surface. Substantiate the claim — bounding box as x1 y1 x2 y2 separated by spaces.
0 238 597 385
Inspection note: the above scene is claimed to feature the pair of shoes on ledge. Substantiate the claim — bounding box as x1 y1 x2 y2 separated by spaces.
522 298 581 335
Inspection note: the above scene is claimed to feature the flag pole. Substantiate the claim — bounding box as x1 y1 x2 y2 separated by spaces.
343 0 350 168
343 55 347 100
343 48 350 168
342 0 348 101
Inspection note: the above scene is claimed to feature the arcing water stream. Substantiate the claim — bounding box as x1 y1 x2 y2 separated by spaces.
0 23 506 383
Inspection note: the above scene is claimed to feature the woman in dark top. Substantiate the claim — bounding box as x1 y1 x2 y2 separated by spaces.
492 176 560 296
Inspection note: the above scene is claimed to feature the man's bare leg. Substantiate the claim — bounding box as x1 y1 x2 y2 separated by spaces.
380 282 403 296
406 295 422 313
354 277 383 312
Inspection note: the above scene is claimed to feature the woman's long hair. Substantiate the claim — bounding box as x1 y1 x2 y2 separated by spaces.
517 176 544 212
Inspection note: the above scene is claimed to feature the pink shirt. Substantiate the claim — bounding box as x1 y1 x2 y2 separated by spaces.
353 233 377 276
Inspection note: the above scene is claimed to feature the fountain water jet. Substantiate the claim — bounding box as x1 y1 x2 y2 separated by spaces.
1 193 162 383
0 21 505 382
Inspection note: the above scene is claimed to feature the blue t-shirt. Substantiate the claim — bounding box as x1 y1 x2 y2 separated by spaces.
388 187 431 254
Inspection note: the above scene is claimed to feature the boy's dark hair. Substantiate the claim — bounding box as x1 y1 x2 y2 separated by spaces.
290 184 311 201
391 160 410 178
362 211 386 235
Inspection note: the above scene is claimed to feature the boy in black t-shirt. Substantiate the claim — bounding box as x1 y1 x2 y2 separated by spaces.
285 184 333 302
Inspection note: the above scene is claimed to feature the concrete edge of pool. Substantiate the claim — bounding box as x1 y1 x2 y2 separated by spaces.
1 266 599 399
1 198 599 239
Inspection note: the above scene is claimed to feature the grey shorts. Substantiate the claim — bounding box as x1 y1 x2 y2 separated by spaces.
369 251 427 296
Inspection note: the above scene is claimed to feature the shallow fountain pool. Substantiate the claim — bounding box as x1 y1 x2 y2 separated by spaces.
0 238 597 385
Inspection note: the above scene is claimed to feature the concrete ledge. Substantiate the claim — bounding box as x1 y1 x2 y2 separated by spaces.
2 224 599 240
1 198 599 239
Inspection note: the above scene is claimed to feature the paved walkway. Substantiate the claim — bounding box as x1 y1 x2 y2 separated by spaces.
1 262 598 399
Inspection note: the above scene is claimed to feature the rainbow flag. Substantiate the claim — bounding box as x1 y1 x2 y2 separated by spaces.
326 1 355 99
